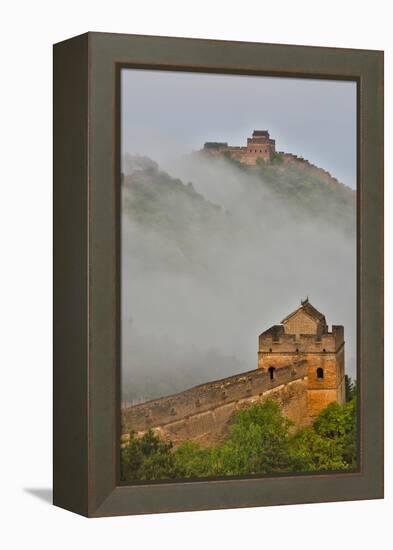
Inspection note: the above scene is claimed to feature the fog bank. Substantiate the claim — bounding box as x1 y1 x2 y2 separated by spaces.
121 154 356 403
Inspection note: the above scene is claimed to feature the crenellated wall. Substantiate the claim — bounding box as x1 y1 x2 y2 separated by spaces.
122 300 345 446
259 325 344 357
122 361 308 446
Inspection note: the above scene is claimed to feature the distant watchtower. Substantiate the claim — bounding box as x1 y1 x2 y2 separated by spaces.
201 130 276 165
258 299 346 422
246 130 276 162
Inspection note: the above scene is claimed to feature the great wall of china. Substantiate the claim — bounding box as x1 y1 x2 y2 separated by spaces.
201 129 354 196
122 361 308 446
122 249 346 447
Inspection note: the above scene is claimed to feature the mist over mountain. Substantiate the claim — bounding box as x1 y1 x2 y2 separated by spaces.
121 154 356 404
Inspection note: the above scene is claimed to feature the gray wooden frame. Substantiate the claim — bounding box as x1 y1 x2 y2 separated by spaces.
53 32 384 517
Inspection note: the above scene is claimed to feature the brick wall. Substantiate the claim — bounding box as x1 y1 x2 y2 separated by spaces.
122 361 308 445
283 310 318 336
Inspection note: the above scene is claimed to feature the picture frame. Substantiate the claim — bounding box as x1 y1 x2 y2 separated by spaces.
53 32 384 517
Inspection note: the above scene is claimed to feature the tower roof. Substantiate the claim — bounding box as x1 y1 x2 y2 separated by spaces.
281 298 326 324
252 130 270 137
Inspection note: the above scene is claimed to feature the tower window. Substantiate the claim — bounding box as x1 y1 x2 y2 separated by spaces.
317 367 324 379
268 366 276 381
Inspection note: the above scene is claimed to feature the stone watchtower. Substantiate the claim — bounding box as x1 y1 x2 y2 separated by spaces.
246 130 276 162
202 130 276 165
258 299 346 423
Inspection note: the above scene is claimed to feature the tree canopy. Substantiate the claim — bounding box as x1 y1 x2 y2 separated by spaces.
121 392 358 482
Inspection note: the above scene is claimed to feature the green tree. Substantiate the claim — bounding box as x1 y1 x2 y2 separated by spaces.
289 428 347 472
210 400 293 475
345 375 357 401
121 398 358 481
120 429 181 481
313 398 357 468
270 151 284 164
174 442 212 478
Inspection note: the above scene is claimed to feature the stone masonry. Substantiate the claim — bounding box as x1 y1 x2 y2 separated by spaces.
122 362 308 446
258 298 346 423
122 299 345 445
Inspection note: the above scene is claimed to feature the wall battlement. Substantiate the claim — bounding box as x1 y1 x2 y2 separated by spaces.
279 152 351 191
122 361 308 445
122 300 345 445
259 324 344 354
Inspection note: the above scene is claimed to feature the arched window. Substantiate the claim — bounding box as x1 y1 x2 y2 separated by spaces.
268 366 276 381
317 367 324 379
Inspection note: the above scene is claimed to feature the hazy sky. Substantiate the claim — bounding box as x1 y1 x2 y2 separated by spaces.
121 69 357 188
